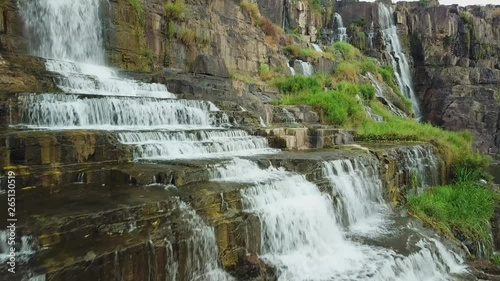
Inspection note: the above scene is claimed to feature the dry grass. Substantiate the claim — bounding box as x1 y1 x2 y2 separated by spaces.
240 1 260 24
333 62 359 83
177 27 196 49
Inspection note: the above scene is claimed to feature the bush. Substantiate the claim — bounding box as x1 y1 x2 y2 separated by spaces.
460 11 473 25
177 27 196 49
359 83 376 100
334 62 359 83
284 45 301 57
408 182 495 250
164 0 185 22
281 89 367 126
259 63 273 81
259 17 279 42
333 42 361 60
273 75 322 94
240 1 260 24
358 58 377 74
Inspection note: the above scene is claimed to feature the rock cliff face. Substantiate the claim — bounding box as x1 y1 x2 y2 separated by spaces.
400 4 500 153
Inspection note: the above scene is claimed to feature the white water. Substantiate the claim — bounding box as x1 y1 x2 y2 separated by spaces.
294 60 314 76
0 231 37 263
368 21 375 49
17 94 220 130
287 60 296 76
211 158 468 281
378 4 422 119
119 130 277 160
334 13 348 42
398 145 440 192
322 159 389 236
367 72 408 118
311 43 323 52
20 0 175 98
176 201 234 281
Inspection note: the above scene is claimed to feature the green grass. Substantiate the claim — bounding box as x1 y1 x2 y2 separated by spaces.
129 0 145 25
492 254 500 266
333 42 361 60
164 0 185 22
408 181 495 251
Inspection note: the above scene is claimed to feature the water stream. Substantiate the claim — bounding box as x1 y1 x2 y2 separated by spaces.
378 3 422 119
14 0 472 280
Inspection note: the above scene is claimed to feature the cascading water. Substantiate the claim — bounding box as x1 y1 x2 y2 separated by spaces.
398 144 440 193
378 4 422 119
118 130 277 160
367 72 408 118
334 13 348 42
16 0 472 280
368 21 375 49
211 158 470 281
322 159 389 236
294 60 314 76
311 43 323 52
286 59 296 76
176 201 234 281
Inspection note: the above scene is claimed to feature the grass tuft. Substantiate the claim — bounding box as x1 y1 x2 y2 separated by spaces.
164 0 186 22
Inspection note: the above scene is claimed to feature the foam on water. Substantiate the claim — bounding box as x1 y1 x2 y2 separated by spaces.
119 131 278 160
322 159 390 236
16 94 220 130
211 158 469 281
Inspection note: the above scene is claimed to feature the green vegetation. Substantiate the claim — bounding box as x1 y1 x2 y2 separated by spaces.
333 41 361 60
129 0 145 25
334 62 359 83
283 45 335 60
240 1 260 24
460 11 473 25
259 63 274 81
492 253 500 266
377 65 413 113
408 181 495 251
177 27 196 49
164 0 186 22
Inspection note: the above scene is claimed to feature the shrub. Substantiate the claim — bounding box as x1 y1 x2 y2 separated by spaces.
164 0 185 22
359 83 376 100
177 27 196 49
259 17 279 44
281 89 367 126
460 11 473 25
333 41 361 60
358 58 377 74
284 45 301 57
334 62 359 83
240 1 260 24
259 63 273 81
273 75 322 94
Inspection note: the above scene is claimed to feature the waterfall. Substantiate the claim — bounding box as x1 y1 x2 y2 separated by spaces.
210 158 469 281
0 231 37 263
118 130 277 160
334 13 348 42
368 21 375 49
259 116 268 127
366 72 408 118
287 60 295 76
294 60 314 76
16 94 219 130
19 0 175 98
177 201 234 281
311 43 323 52
378 4 422 119
398 145 440 192
322 159 389 235
19 0 105 63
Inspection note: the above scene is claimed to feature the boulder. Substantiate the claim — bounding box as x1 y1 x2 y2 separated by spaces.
192 54 230 78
